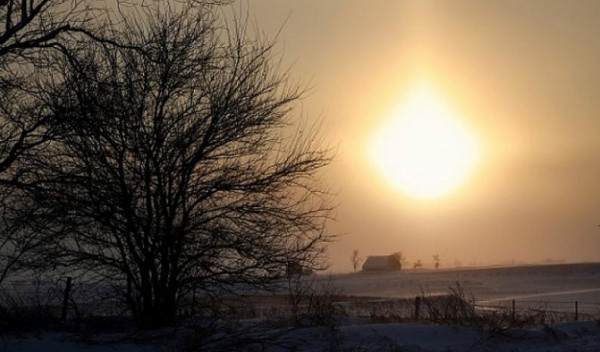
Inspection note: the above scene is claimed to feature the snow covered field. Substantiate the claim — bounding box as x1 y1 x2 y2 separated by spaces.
6 321 600 351
4 262 600 351
269 321 600 352
325 262 600 314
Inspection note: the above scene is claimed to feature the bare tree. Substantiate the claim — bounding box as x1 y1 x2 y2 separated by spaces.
350 249 362 273
0 1 161 286
0 1 91 57
0 1 157 186
36 5 333 329
0 1 94 285
0 190 53 283
391 252 407 270
412 259 422 270
0 0 89 185
433 254 440 269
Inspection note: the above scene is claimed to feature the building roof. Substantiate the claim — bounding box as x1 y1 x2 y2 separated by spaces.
362 255 400 271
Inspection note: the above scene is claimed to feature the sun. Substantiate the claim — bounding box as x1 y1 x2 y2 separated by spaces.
369 84 481 199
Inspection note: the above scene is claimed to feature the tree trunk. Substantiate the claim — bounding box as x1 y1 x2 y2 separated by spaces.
137 285 178 329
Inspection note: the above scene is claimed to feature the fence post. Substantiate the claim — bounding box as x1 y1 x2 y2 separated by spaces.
512 299 515 321
61 277 72 321
575 301 578 321
415 296 421 321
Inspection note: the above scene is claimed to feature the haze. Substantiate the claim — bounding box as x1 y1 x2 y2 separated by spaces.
247 0 600 272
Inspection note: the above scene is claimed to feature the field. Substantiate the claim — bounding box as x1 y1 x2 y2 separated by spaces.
327 262 600 314
4 262 600 351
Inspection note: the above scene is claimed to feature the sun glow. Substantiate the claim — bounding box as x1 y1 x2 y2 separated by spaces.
369 84 481 199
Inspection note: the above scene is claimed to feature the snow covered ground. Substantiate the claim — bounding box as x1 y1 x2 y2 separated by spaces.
323 262 600 313
4 262 600 351
2 334 157 352
5 321 600 351
268 321 600 351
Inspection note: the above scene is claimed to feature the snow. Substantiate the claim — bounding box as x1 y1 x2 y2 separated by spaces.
266 321 600 351
7 322 600 351
1 333 159 352
321 262 600 311
4 263 600 351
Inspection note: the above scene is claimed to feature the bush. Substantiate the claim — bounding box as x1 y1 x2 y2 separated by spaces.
421 282 543 335
287 275 345 328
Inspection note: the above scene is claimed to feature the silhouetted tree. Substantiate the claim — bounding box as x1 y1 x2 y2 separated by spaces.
0 1 162 186
350 249 362 272
0 1 109 284
0 190 55 283
391 252 406 270
37 4 333 329
0 0 105 184
413 259 422 269
0 60 57 283
0 1 91 58
0 1 178 286
433 254 440 269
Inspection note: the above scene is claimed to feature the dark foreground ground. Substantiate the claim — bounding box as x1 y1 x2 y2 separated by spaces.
4 262 600 351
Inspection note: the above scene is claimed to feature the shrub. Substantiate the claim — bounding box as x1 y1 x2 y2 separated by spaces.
421 282 543 335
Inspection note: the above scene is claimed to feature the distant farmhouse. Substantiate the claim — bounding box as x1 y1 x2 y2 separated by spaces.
362 254 402 271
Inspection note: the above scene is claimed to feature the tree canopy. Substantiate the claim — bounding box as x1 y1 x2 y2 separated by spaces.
28 4 333 329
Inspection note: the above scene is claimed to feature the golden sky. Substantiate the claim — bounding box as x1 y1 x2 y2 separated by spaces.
248 0 600 271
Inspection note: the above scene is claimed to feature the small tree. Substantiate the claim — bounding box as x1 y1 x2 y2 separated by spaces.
350 249 362 273
433 254 440 269
37 4 333 329
391 252 406 270
413 259 422 270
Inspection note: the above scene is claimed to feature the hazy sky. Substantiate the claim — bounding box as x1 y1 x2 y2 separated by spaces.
246 0 600 272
